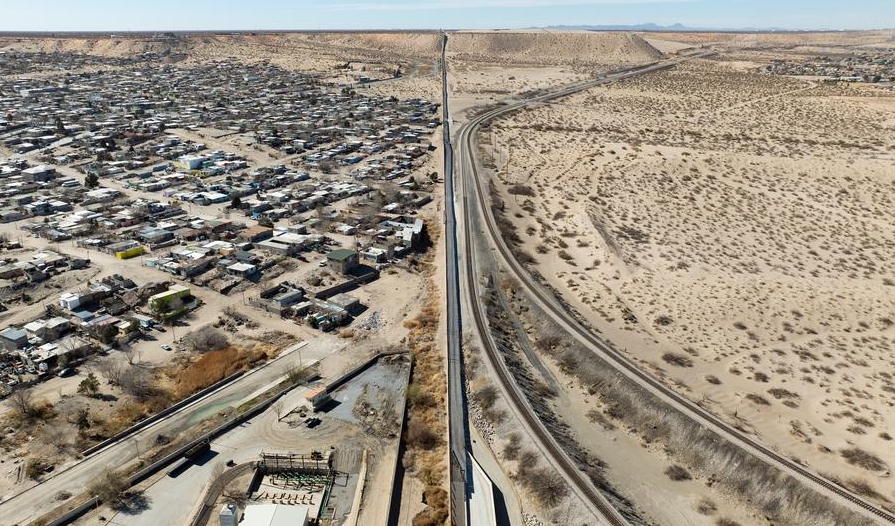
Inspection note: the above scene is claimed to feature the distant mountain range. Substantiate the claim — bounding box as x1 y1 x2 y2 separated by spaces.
535 23 805 32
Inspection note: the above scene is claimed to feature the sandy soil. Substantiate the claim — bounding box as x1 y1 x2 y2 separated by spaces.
486 51 895 509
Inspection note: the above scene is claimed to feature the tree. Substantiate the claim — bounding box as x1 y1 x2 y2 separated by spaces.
89 469 129 505
120 367 155 402
10 388 35 418
42 422 74 450
180 326 229 353
77 372 100 397
286 364 314 385
76 408 91 432
96 355 127 386
230 195 242 209
273 400 286 421
84 172 100 189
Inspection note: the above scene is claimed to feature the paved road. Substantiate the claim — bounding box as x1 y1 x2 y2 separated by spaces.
0 339 342 526
456 53 895 526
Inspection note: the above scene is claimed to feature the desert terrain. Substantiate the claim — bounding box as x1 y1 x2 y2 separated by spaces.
480 30 895 523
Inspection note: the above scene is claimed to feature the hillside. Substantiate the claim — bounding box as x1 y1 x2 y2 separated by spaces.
448 31 664 66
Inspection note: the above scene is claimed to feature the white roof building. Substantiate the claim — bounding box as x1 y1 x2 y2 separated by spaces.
241 504 309 526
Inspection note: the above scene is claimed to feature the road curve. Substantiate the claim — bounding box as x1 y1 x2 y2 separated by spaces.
457 55 895 525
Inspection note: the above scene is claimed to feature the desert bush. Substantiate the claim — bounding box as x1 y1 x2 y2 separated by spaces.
507 184 535 197
503 433 522 460
662 353 693 368
696 498 717 515
9 388 36 418
412 486 448 526
705 375 722 385
407 419 440 450
587 408 616 431
716 519 742 526
483 407 507 424
665 464 692 481
180 326 229 353
120 367 159 402
768 388 799 400
406 384 437 409
745 393 770 406
530 468 568 507
845 478 885 501
89 469 129 505
96 355 127 385
285 364 314 385
473 385 498 410
25 458 50 480
841 447 887 472
535 334 562 352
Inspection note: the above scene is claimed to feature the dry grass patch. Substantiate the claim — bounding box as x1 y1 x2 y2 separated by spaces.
168 345 273 399
400 220 448 525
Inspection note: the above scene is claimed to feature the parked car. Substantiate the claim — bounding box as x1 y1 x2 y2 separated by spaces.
56 368 74 378
160 344 172 351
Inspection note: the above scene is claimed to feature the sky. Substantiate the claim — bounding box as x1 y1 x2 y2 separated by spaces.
0 0 892 31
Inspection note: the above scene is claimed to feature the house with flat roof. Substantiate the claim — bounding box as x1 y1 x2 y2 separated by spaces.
0 327 28 351
326 249 359 275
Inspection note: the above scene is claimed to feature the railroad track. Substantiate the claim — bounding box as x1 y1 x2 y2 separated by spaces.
456 54 895 525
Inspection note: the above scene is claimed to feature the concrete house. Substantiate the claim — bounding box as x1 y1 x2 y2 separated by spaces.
326 249 359 275
0 327 28 351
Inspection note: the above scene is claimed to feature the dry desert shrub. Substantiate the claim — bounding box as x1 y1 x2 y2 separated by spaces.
664 464 692 481
661 353 693 368
696 498 717 515
514 450 569 508
840 447 887 472
412 486 448 526
406 417 440 451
